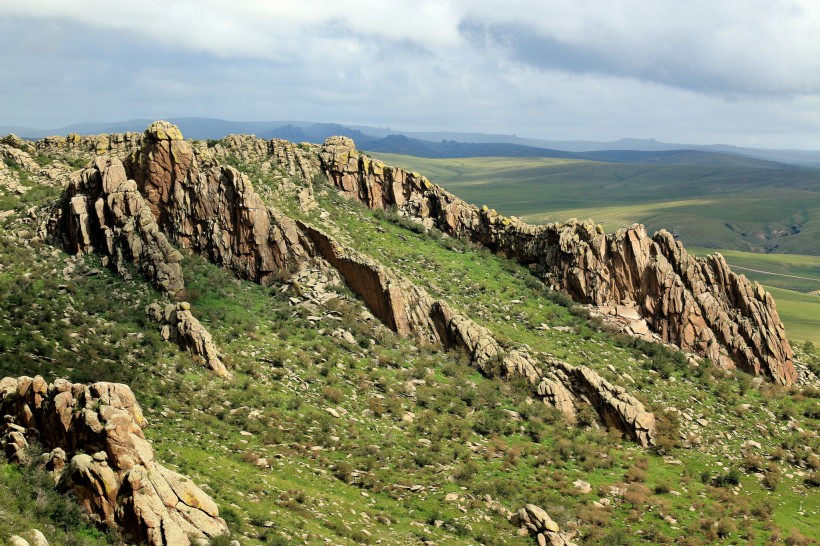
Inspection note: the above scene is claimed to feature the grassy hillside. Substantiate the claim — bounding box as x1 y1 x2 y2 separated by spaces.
0 142 818 545
368 153 820 256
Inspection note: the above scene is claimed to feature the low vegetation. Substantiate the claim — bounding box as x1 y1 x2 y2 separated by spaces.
0 139 817 544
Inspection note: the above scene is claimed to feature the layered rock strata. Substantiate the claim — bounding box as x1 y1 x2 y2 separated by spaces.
0 376 228 545
147 302 229 377
317 136 796 385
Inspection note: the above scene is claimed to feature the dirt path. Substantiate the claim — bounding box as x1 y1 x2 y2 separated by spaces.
728 264 820 283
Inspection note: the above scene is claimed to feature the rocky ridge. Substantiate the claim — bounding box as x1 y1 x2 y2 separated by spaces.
317 136 797 385
0 376 228 545
47 122 656 445
36 131 144 162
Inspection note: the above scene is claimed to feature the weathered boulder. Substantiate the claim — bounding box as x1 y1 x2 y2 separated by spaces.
147 302 229 377
317 137 796 385
510 504 576 546
0 376 228 545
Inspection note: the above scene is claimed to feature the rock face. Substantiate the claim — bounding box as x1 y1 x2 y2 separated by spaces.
147 302 229 377
317 137 796 385
126 121 314 285
0 376 228 545
47 156 185 297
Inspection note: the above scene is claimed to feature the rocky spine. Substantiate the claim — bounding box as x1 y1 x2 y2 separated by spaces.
318 136 796 385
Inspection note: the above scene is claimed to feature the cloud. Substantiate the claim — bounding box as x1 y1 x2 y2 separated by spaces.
458 0 820 97
1 1 820 147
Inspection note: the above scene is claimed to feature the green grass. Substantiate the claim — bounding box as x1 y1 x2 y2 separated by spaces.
369 153 820 256
0 141 817 545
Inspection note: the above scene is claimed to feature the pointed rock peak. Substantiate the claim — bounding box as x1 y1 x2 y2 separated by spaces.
145 120 184 141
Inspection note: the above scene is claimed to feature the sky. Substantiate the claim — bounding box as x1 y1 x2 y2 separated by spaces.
2 0 820 148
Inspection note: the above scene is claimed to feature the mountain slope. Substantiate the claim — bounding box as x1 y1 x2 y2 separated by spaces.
0 124 817 545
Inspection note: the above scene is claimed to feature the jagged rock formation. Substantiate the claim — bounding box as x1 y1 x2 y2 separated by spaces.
0 376 228 545
45 122 654 443
317 136 797 385
147 302 229 377
47 156 185 297
36 132 144 162
210 133 321 184
510 504 576 546
45 155 228 376
126 122 314 285
1 139 74 191
300 222 656 445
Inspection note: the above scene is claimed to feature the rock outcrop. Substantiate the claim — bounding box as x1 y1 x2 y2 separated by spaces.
510 504 576 546
210 134 321 184
35 132 144 162
46 122 656 444
126 121 314 285
0 376 228 545
47 156 186 297
299 223 655 445
317 137 796 385
147 302 229 377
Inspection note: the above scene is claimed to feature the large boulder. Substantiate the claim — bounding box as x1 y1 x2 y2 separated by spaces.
0 376 228 545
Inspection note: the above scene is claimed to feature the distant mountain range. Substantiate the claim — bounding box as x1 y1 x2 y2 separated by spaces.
3 117 820 168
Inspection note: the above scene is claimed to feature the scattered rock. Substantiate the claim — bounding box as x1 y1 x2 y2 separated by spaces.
509 504 576 546
573 480 592 494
